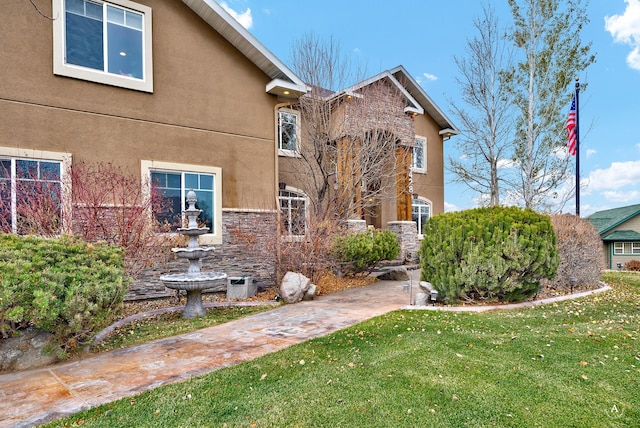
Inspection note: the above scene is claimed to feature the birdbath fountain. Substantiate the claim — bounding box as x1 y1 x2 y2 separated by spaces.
160 190 227 318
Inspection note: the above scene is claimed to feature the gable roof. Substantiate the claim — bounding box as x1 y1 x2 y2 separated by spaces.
587 203 640 235
334 66 459 137
601 230 640 241
181 0 307 99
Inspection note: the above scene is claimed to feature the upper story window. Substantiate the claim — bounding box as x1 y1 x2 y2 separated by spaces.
613 242 640 255
53 0 153 92
279 188 307 237
412 197 431 238
0 157 64 235
412 136 426 173
142 161 222 245
278 109 300 155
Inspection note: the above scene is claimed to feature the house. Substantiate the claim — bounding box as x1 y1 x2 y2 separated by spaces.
0 0 305 298
277 66 458 260
587 203 640 269
1 0 457 298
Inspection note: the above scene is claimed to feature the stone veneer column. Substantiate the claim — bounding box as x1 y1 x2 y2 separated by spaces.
345 219 367 233
386 221 419 263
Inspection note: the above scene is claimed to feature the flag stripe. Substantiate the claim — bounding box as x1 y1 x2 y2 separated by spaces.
567 96 577 156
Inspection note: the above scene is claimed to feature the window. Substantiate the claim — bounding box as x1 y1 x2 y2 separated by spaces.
412 198 431 237
279 189 307 237
0 158 63 235
613 242 640 255
412 136 426 172
278 109 300 154
53 0 153 92
142 161 222 245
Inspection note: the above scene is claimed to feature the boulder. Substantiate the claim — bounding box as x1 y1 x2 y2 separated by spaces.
414 292 430 306
0 329 61 372
377 267 410 281
280 272 311 303
302 283 317 301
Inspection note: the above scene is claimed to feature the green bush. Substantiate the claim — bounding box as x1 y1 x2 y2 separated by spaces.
0 234 128 353
332 229 400 276
418 206 559 303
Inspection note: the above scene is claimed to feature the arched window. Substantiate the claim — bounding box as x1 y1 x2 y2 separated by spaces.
279 188 307 237
412 198 431 237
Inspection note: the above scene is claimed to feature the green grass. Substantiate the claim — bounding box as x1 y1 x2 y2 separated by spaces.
92 306 275 353
47 272 640 427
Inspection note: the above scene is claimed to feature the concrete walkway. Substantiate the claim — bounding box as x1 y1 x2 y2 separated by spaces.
0 271 612 428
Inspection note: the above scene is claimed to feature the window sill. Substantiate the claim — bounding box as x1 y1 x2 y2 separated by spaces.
278 149 301 158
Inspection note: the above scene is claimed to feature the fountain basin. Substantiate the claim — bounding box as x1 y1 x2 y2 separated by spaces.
161 272 228 318
172 247 215 260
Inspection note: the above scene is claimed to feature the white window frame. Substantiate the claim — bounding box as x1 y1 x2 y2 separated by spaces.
141 161 222 245
412 197 432 239
278 186 308 239
614 242 640 255
412 136 427 173
0 147 72 234
278 109 301 157
52 0 153 93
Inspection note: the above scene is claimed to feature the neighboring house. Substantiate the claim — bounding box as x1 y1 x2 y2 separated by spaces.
587 204 640 269
277 66 458 256
0 0 306 298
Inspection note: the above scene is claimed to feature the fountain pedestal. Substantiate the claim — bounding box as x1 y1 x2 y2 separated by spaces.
160 190 227 318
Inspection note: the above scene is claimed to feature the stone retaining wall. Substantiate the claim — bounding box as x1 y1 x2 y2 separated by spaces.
126 209 277 300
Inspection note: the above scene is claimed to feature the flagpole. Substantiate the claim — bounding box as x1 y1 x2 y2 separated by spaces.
575 78 580 217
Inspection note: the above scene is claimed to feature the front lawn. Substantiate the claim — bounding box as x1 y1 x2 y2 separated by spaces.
47 272 639 427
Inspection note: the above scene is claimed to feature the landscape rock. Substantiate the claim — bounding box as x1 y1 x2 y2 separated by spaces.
280 272 311 303
377 267 410 281
302 283 317 301
0 329 61 372
414 292 430 306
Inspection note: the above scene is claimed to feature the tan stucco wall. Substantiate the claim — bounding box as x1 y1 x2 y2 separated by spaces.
0 1 278 209
412 113 445 216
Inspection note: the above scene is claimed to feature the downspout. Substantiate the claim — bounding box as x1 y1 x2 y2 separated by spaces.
274 101 295 282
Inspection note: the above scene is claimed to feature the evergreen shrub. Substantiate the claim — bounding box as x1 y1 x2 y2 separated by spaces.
418 206 559 302
0 234 128 353
332 229 400 275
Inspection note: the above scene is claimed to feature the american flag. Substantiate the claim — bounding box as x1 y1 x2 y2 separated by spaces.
566 95 577 156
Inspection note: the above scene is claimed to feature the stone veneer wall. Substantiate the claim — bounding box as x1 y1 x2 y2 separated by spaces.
127 210 277 300
386 221 419 264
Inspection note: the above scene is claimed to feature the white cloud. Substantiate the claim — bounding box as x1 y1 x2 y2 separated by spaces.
585 160 640 190
497 158 518 169
219 1 253 29
444 201 459 212
586 148 597 158
602 189 640 203
605 0 640 70
423 72 438 81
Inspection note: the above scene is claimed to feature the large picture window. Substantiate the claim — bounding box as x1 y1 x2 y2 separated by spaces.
0 158 63 235
278 110 300 154
142 161 222 245
53 0 153 92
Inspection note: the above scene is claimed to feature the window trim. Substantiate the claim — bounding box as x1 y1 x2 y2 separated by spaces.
141 160 222 245
0 147 72 234
412 136 427 173
52 0 154 93
412 196 432 239
278 186 308 240
613 241 640 255
277 108 301 157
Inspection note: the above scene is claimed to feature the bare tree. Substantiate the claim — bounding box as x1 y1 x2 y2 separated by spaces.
286 33 413 220
449 5 515 207
504 0 595 211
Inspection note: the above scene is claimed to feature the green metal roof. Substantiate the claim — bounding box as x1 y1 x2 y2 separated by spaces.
601 230 640 241
587 203 640 235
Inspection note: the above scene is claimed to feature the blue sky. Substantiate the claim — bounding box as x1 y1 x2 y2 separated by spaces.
217 0 640 217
